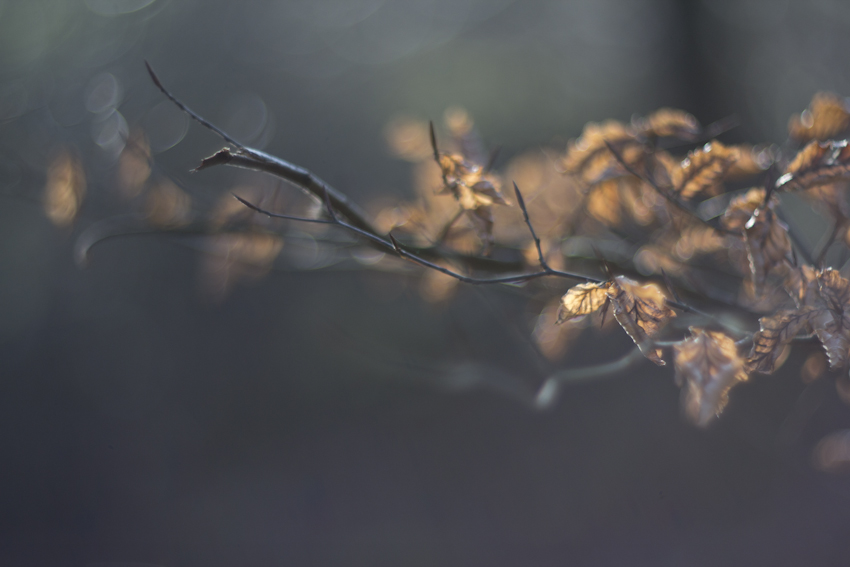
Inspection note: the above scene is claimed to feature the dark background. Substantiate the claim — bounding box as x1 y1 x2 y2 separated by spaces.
3 1 850 565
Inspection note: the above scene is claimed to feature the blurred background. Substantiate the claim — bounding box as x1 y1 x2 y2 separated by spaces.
3 0 850 565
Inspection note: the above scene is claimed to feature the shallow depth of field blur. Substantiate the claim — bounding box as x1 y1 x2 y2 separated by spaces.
3 1 850 565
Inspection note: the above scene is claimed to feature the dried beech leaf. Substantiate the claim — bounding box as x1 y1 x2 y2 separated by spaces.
558 282 611 323
563 120 642 185
743 202 793 292
633 108 700 140
586 179 623 226
724 145 775 179
746 308 817 374
437 152 506 252
674 328 749 427
789 92 850 142
721 187 768 232
672 140 740 200
784 264 820 309
607 276 676 365
776 140 850 191
44 150 86 227
813 268 850 369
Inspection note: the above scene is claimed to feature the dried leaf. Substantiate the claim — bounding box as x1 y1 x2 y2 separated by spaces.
789 92 850 142
746 308 817 374
558 282 611 323
784 264 820 309
813 268 850 369
437 151 506 251
607 276 676 365
743 201 793 292
43 149 86 227
776 139 850 191
145 179 192 227
723 145 775 179
633 108 701 140
563 120 642 185
722 187 768 232
672 140 740 200
586 179 623 226
674 328 749 427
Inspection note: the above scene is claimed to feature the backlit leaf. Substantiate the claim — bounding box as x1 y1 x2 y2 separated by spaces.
44 149 86 227
672 140 739 200
633 108 701 140
788 92 850 142
743 201 793 292
673 328 748 427
607 276 676 365
813 268 850 369
558 282 611 323
746 308 817 374
776 139 850 191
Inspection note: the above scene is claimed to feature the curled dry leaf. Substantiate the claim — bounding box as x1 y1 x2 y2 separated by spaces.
556 276 675 364
674 327 749 427
437 152 507 252
672 140 740 200
44 150 86 228
633 108 701 141
784 264 820 309
607 276 676 365
721 187 768 232
563 120 643 186
746 308 816 374
776 139 850 191
788 92 850 143
813 268 850 369
743 202 793 292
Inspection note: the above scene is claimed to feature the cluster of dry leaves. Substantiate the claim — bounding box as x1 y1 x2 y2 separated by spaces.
382 94 850 437
50 82 850 459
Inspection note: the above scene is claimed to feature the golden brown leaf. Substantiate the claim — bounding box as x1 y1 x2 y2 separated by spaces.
746 308 817 374
784 264 820 309
633 108 700 140
788 92 850 142
557 282 611 323
437 152 506 252
721 187 767 232
776 139 850 191
145 179 192 227
672 140 740 200
43 149 86 227
674 328 749 427
586 179 623 226
607 276 676 365
813 268 850 369
723 145 775 180
743 202 793 292
563 120 642 186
